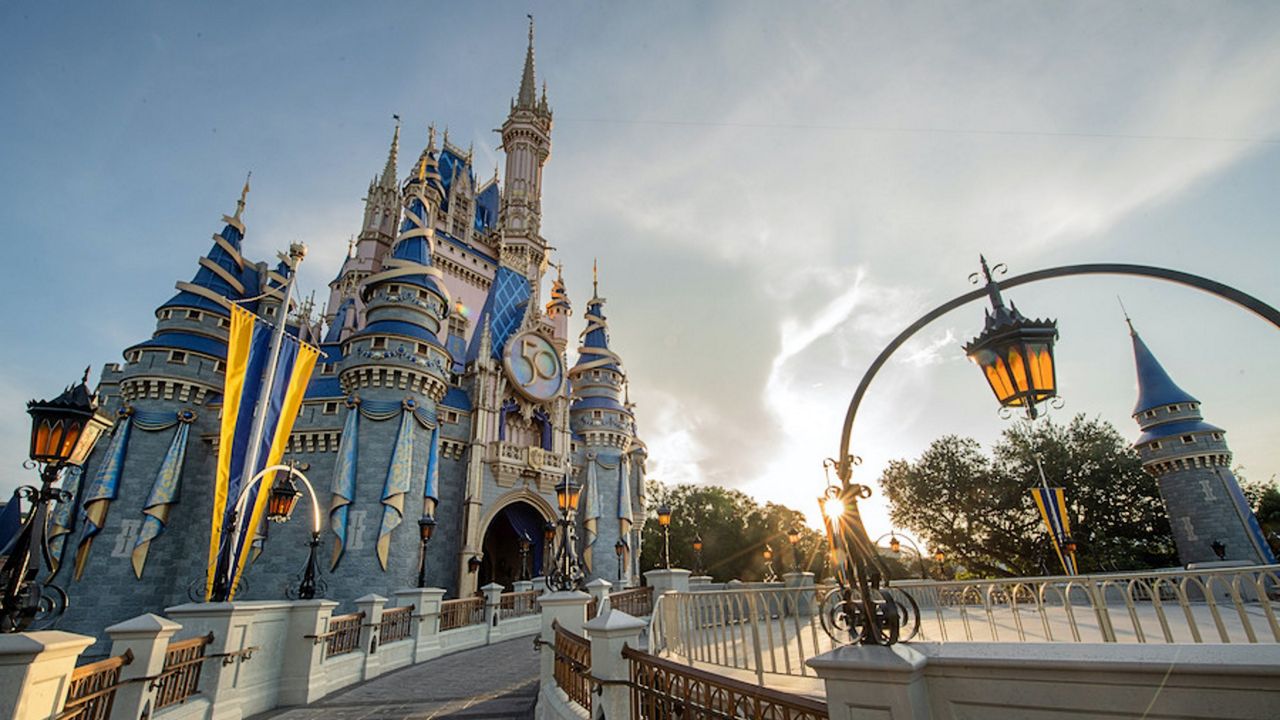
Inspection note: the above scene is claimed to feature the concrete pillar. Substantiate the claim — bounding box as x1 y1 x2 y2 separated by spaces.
689 575 713 587
643 568 691 596
584 610 647 720
105 613 181 720
807 644 930 720
531 576 549 595
513 579 535 594
394 587 446 663
0 631 94 720
536 591 591 693
354 594 386 680
585 577 612 618
481 582 505 628
277 600 338 706
165 601 290 720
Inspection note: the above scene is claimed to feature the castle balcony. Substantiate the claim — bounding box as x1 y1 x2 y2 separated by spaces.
486 441 567 491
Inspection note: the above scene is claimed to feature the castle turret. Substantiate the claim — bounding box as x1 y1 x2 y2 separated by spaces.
1128 322 1275 566
498 17 553 279
546 263 572 352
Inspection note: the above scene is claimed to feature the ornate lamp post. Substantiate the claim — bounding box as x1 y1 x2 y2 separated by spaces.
787 526 803 573
468 555 482 575
873 531 929 580
2 371 111 633
518 535 531 581
542 522 556 576
546 477 582 591
762 544 777 582
692 533 705 576
931 548 949 580
657 504 672 569
416 516 437 588
614 538 625 582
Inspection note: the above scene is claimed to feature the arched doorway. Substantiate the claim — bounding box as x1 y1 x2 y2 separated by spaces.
478 500 548 591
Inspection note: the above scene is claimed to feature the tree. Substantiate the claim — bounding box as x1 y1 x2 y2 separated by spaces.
1240 477 1280 556
640 483 826 582
879 415 1177 578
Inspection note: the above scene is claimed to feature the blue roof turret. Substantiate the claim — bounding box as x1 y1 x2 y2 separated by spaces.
1130 326 1198 416
160 178 260 316
569 266 631 425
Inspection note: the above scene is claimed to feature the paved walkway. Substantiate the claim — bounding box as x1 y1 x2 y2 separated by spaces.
257 636 540 720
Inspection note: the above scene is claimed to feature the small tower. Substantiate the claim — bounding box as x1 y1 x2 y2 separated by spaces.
568 266 644 584
326 120 402 328
546 263 572 352
499 17 553 279
1128 322 1275 566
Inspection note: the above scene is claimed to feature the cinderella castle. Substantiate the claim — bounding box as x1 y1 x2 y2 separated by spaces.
56 23 648 639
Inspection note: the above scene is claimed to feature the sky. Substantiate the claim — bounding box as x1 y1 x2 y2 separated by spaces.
2 1 1279 540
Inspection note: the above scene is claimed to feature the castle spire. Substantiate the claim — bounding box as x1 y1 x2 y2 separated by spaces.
517 15 537 108
1128 319 1197 416
380 117 400 188
232 172 251 223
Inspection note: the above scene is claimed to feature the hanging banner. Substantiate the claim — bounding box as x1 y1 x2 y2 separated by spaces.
1031 486 1077 575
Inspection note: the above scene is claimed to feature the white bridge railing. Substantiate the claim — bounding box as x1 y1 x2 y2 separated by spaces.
651 564 1280 684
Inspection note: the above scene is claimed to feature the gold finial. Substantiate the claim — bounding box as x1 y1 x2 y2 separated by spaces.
417 154 427 182
427 123 437 151
233 171 252 221
1118 296 1136 336
556 261 564 282
592 258 599 297
347 235 356 258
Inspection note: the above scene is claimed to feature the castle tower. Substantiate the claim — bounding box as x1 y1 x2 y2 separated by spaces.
546 263 572 352
326 121 402 327
568 268 645 584
498 17 553 280
1128 323 1275 566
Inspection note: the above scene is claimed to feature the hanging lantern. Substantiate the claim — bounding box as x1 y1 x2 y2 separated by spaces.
692 533 703 553
27 370 112 467
266 474 303 523
467 555 481 573
933 548 946 564
889 535 901 554
418 515 437 542
787 526 801 546
762 545 773 562
543 521 557 543
657 504 672 527
963 258 1059 419
614 538 626 558
555 477 582 514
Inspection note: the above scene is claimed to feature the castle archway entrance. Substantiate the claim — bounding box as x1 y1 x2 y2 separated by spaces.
478 500 549 591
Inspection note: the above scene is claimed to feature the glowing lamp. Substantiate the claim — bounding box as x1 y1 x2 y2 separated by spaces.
267 474 303 523
418 515 437 542
519 536 531 552
614 538 626 557
467 555 481 573
821 496 846 521
555 477 582 514
692 534 703 553
933 548 945 564
543 521 556 543
657 504 672 527
963 258 1058 419
889 535 901 554
762 545 773 562
787 526 801 546
1062 537 1077 555
27 371 112 467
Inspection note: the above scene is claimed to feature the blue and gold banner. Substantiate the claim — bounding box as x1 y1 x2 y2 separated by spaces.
75 412 133 580
131 412 194 578
328 396 360 570
47 466 82 572
376 400 417 571
206 303 318 600
1031 487 1077 575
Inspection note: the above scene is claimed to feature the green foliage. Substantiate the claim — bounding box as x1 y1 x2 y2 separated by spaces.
879 415 1178 578
1241 478 1280 556
640 483 826 582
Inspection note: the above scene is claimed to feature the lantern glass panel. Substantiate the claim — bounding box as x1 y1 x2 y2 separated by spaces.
889 537 901 553
692 539 703 552
267 480 302 523
1026 342 1055 396
1006 347 1030 392
977 352 1017 405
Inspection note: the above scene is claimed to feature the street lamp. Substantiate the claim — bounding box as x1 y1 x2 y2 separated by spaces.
547 477 583 592
873 531 928 580
519 535 531 581
692 533 705 576
2 371 111 633
787 526 802 573
657 504 672 569
417 516 436 588
762 544 777 582
542 522 556 576
963 257 1059 420
614 538 625 582
931 548 948 580
468 555 482 574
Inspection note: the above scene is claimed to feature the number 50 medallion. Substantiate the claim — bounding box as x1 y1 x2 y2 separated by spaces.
502 330 564 402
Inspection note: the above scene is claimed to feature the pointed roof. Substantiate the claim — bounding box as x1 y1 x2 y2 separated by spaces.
379 118 400 189
1130 324 1198 416
516 17 537 108
573 266 621 374
159 180 261 316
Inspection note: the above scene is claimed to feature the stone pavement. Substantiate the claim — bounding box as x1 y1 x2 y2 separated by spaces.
256 636 540 719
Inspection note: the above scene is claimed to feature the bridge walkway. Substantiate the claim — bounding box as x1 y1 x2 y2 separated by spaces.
254 636 539 720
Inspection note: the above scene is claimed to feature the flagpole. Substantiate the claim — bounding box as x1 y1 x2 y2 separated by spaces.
212 242 306 600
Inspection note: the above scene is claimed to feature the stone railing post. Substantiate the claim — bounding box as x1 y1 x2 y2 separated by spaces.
0 631 94 720
689 574 713 587
278 599 338 707
531 576 548 595
394 587 446 664
644 568 691 596
585 609 647 720
164 601 274 719
513 579 534 594
585 577 612 618
105 613 181 720
481 582 505 632
535 590 591 703
808 644 931 720
354 594 386 680
783 571 816 617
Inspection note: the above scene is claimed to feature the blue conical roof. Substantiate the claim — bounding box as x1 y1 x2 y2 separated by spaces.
574 298 619 372
1131 331 1198 416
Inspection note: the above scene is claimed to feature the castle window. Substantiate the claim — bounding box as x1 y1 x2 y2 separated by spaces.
265 306 276 317
215 360 226 373
1149 441 1161 450
126 350 141 364
371 337 387 350
158 309 171 320
320 363 336 375
1211 432 1222 441
445 410 459 424
388 284 400 296
168 350 188 365
218 317 231 329
593 410 603 419
322 401 339 415
1168 404 1180 412
1181 434 1195 444
186 310 203 321
448 314 468 337
417 343 430 355
1144 410 1156 419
